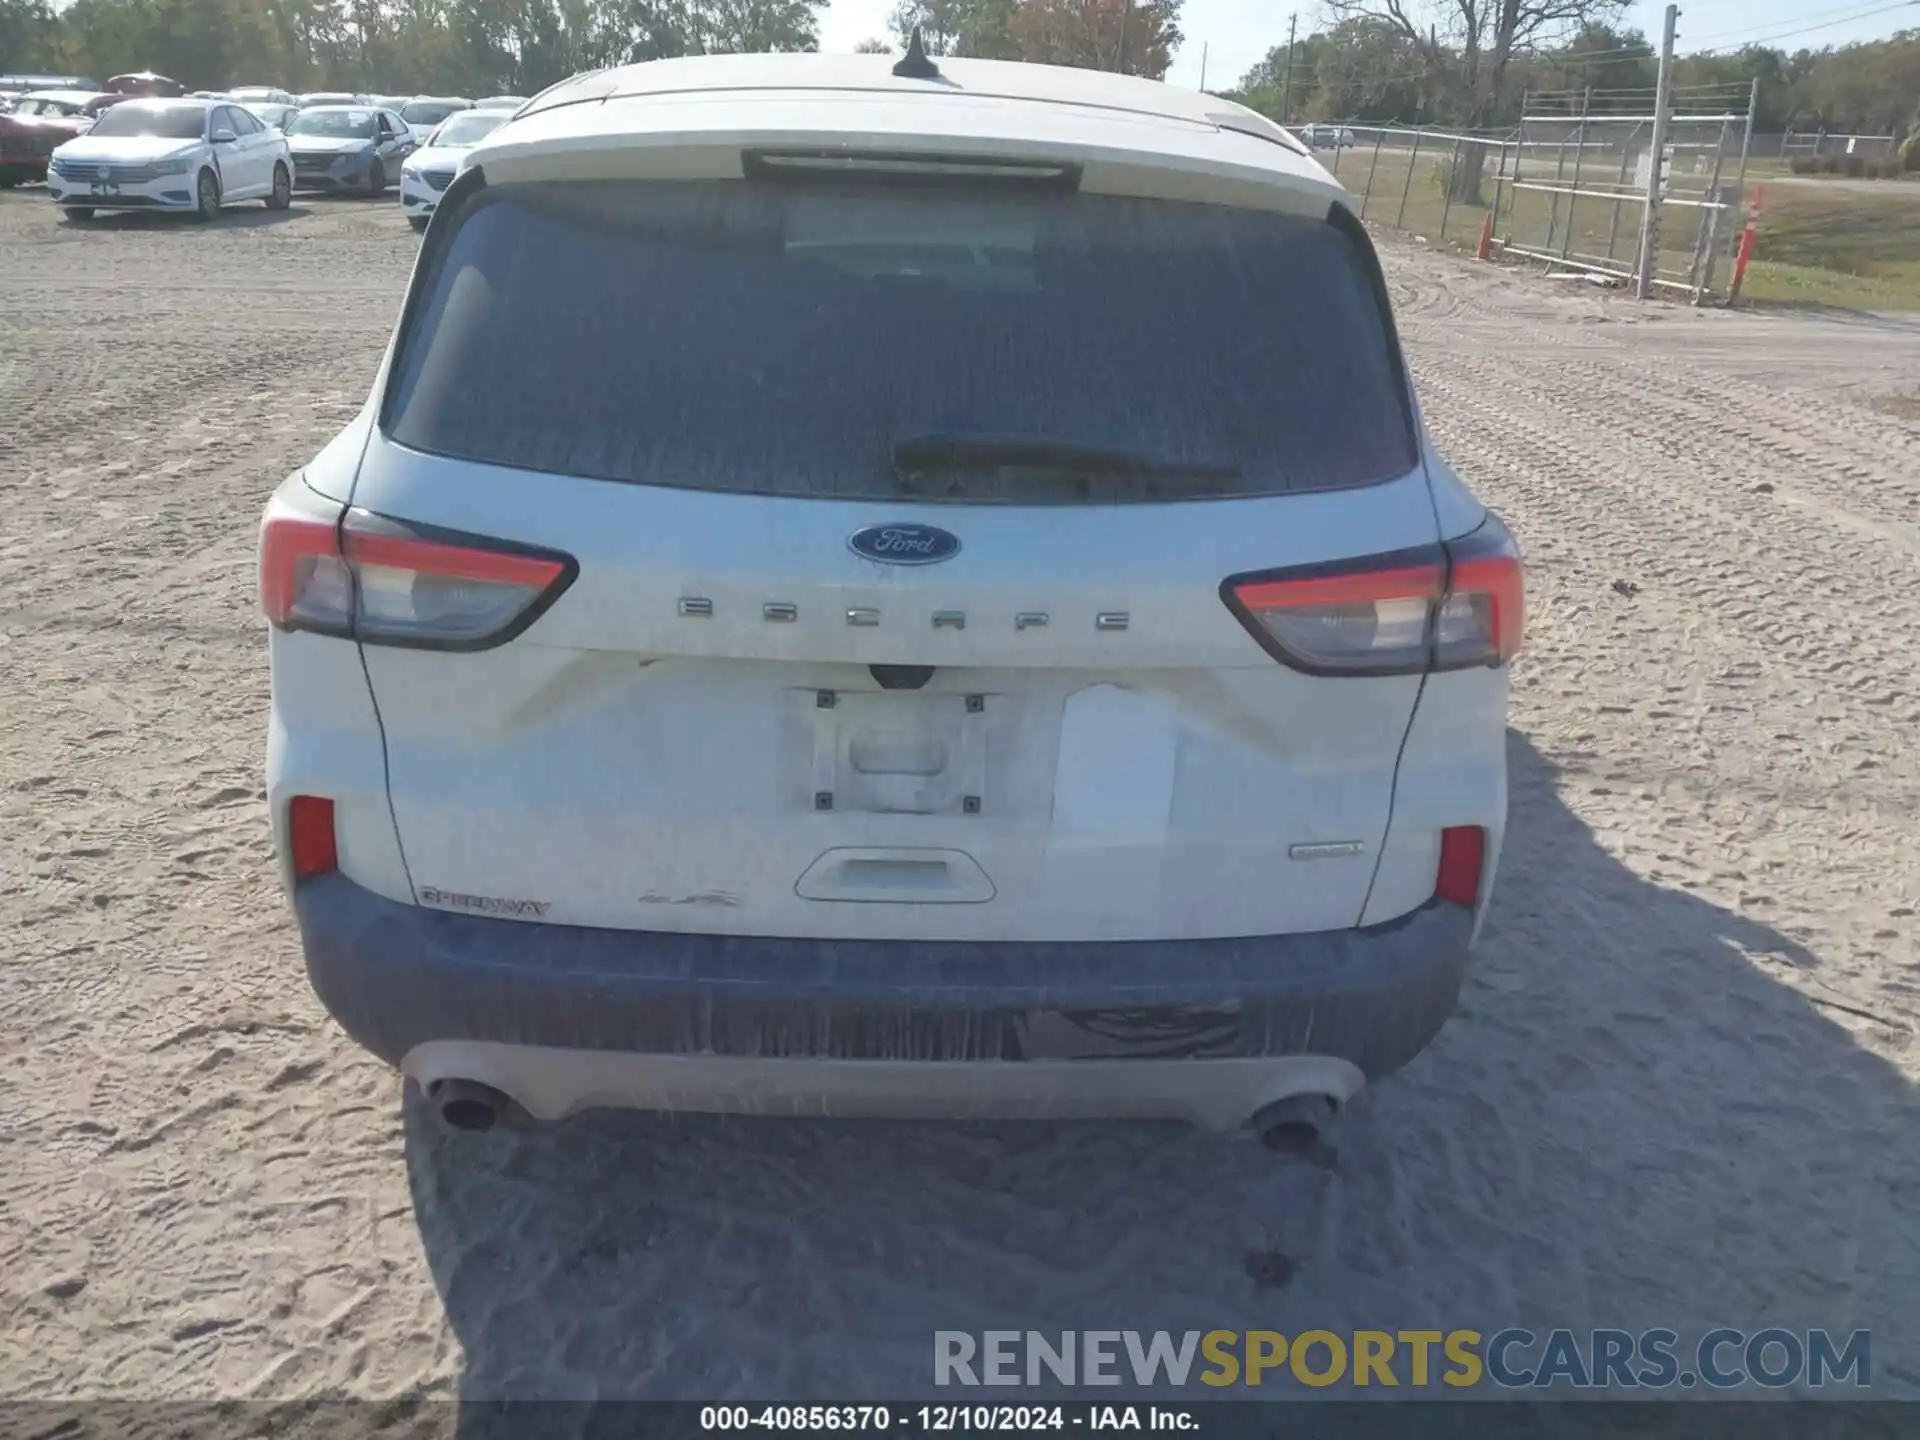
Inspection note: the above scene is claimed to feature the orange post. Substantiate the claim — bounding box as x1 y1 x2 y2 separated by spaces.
1728 185 1765 303
1475 211 1495 262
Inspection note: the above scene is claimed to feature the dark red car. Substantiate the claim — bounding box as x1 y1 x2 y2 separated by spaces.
0 90 119 186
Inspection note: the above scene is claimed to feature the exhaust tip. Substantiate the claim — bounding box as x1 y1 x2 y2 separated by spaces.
1249 1093 1338 1154
428 1078 511 1132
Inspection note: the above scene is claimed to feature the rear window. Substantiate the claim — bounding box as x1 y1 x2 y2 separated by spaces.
385 180 1417 502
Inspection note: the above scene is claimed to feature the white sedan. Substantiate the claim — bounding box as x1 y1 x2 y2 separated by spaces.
397 107 507 230
48 97 291 220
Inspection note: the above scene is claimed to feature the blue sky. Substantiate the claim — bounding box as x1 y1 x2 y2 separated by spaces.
816 0 1920 92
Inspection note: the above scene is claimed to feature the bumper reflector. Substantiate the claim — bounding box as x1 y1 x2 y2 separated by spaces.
1436 825 1485 907
289 795 338 879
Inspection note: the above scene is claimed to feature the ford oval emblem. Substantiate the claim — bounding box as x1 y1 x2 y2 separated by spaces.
848 523 961 566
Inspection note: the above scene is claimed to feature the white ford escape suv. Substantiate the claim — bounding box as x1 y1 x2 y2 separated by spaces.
260 47 1522 1145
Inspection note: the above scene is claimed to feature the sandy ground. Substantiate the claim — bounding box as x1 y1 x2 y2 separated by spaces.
2 192 1918 1407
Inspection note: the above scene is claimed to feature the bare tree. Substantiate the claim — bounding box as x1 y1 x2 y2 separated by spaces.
1327 0 1627 196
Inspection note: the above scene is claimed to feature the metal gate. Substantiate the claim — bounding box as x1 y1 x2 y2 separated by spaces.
1491 80 1759 303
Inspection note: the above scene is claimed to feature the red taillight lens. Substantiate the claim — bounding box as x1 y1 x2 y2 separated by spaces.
288 795 338 879
260 508 574 650
1435 825 1484 907
1227 556 1444 675
1222 518 1524 676
260 514 350 634
1434 551 1525 670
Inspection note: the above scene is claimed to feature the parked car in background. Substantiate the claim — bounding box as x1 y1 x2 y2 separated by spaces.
397 106 505 229
284 104 414 195
246 102 298 132
10 89 119 120
399 96 471 130
299 92 370 108
262 53 1522 1143
1297 123 1357 150
231 86 296 106
472 95 528 110
371 95 414 114
0 74 100 108
106 72 185 99
48 97 291 220
0 90 120 186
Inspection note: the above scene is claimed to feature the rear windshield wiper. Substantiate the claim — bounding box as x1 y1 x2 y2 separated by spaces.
892 433 1240 483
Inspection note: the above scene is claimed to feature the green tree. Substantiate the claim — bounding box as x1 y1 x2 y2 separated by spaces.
1511 22 1655 113
1005 0 1180 78
0 0 61 71
1232 21 1437 125
888 0 1017 59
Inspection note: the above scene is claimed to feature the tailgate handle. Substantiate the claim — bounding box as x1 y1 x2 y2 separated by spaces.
842 859 951 888
796 848 995 904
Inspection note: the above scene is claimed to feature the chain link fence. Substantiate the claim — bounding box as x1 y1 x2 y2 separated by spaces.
1309 125 1502 250
1773 130 1897 160
1304 82 1759 304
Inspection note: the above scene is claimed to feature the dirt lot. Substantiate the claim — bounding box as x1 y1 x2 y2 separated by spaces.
3 192 1918 1404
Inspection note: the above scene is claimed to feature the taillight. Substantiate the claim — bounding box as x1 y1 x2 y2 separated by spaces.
1221 516 1523 676
1435 825 1485 907
1434 520 1525 670
1226 552 1443 675
288 795 338 879
261 508 574 650
260 515 352 635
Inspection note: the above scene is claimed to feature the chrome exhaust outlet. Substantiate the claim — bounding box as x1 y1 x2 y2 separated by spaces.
1249 1093 1339 1154
428 1078 511 1132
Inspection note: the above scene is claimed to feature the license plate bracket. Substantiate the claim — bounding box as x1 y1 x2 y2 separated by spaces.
805 690 986 815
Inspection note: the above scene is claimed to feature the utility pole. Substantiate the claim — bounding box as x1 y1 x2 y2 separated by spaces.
1279 12 1297 124
1200 42 1209 92
1634 2 1679 300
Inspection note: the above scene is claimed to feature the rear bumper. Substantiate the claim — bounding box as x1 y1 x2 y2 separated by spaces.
296 872 1477 1120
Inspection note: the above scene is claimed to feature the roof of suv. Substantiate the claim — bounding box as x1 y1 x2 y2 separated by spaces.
473 54 1343 214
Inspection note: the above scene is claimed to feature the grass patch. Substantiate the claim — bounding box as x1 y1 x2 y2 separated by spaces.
1739 186 1920 310
1787 152 1913 179
1333 146 1495 248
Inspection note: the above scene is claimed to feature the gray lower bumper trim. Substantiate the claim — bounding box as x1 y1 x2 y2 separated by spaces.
295 873 1475 1077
